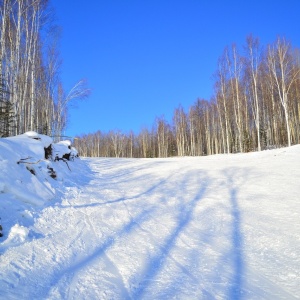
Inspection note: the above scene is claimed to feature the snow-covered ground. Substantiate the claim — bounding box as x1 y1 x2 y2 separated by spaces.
0 137 300 299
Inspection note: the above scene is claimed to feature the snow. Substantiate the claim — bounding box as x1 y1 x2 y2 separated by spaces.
53 140 72 159
70 146 78 157
21 131 53 148
0 135 53 205
0 136 300 299
57 140 72 147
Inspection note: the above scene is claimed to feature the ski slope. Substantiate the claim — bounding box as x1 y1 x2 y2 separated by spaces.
1 146 300 299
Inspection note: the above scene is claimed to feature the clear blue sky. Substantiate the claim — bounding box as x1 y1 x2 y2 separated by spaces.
51 0 300 137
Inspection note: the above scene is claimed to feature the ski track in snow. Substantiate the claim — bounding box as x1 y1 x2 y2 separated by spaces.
1 147 300 299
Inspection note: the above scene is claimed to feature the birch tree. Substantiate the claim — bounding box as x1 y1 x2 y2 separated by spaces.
245 35 262 151
215 52 231 154
173 105 189 156
227 44 244 152
53 79 90 140
156 116 170 158
267 38 300 147
110 130 125 158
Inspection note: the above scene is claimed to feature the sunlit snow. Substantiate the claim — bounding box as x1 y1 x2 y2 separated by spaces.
0 135 300 299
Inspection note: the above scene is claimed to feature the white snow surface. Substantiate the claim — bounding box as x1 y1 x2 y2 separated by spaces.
23 131 53 148
52 141 71 159
0 140 300 299
0 134 55 205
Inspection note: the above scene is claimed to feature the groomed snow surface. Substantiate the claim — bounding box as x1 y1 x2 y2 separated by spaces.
1 142 300 299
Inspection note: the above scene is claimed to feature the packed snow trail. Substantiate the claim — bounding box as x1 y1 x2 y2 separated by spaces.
1 146 300 299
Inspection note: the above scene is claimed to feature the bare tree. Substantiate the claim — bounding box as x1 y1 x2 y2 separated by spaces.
173 105 189 156
156 116 170 158
267 38 300 147
215 52 231 154
245 35 262 151
53 79 90 141
110 130 125 158
226 44 245 152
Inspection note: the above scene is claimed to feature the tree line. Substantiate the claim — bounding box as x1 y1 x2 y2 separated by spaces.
75 36 300 158
0 0 89 139
76 36 300 158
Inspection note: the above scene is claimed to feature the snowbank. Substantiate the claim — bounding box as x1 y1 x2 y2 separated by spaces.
0 134 53 205
23 131 53 148
0 132 82 244
0 132 81 205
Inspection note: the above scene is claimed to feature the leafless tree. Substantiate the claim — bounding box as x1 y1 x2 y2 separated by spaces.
267 37 300 147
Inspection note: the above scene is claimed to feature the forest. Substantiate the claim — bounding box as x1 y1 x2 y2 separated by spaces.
75 36 300 158
0 1 299 157
0 0 89 140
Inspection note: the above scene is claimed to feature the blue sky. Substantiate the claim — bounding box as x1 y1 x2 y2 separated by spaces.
51 0 300 137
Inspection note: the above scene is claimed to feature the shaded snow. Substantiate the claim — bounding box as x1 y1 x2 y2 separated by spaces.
0 144 300 299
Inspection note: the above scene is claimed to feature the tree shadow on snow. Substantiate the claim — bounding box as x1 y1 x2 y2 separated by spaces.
213 167 249 299
44 204 159 299
131 171 209 299
61 169 179 209
131 167 249 299
47 163 250 299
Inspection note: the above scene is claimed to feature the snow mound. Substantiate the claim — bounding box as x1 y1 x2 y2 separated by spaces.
52 140 72 159
4 224 30 247
22 131 53 148
0 136 53 205
0 133 82 248
57 140 72 147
